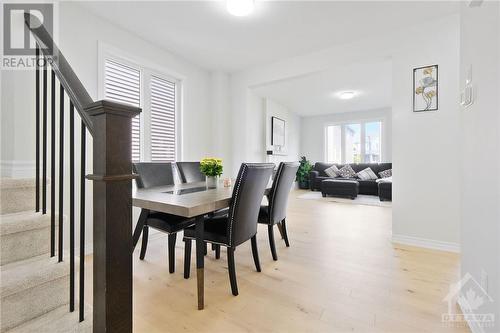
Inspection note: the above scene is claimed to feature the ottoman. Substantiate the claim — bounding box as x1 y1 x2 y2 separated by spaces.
321 179 359 199
378 182 392 201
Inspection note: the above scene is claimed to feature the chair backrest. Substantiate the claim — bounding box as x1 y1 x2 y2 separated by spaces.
176 162 205 183
268 162 300 224
227 163 274 247
133 162 175 189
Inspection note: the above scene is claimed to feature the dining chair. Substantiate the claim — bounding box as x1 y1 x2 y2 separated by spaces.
258 162 300 260
183 163 274 296
132 162 196 273
176 162 205 183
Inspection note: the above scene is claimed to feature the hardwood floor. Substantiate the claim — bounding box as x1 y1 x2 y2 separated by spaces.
85 189 469 332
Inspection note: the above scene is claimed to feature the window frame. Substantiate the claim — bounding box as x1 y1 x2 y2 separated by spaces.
98 42 183 162
324 118 384 164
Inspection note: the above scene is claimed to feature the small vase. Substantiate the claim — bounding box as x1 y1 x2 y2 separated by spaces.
205 176 219 189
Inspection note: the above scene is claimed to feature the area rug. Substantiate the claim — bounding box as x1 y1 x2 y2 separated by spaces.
297 191 392 207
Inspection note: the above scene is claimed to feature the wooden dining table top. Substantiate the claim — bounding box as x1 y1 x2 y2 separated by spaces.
132 181 271 218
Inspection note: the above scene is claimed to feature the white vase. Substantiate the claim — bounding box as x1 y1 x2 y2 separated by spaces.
205 176 219 189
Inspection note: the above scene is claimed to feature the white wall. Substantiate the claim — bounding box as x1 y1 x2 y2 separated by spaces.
459 2 500 331
391 16 461 250
226 14 461 250
263 98 301 164
300 107 392 163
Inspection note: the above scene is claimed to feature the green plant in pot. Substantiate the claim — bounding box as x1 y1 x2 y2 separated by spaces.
200 158 223 188
296 156 312 189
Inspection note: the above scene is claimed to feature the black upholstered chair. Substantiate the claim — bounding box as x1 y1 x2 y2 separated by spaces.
132 162 196 273
183 163 274 296
258 162 299 260
176 162 205 183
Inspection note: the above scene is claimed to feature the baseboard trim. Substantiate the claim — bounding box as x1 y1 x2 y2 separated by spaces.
1 160 35 178
392 234 460 253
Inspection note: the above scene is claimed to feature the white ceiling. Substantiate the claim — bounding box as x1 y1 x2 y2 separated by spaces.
78 1 459 72
252 60 392 116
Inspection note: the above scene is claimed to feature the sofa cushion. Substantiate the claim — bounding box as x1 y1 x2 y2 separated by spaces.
338 165 356 178
357 167 378 180
324 165 340 178
379 169 392 178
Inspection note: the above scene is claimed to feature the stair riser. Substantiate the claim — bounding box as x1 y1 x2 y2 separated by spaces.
0 276 69 332
1 227 51 265
0 187 35 215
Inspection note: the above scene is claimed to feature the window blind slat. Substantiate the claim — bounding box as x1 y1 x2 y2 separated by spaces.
150 75 176 162
104 59 141 162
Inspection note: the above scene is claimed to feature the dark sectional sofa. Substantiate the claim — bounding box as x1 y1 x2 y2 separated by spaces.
309 162 392 200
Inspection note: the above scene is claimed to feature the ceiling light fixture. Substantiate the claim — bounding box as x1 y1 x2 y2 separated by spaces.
338 91 356 100
226 0 255 17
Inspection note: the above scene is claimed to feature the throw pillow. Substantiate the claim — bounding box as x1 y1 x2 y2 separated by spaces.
324 165 340 178
338 165 356 178
357 167 378 180
379 169 392 178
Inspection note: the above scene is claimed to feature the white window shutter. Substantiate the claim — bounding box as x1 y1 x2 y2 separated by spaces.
150 75 176 162
103 59 141 162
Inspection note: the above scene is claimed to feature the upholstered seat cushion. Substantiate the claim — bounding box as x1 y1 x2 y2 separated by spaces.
183 215 229 245
146 211 196 233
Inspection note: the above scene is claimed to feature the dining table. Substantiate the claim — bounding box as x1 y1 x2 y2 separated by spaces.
132 180 271 310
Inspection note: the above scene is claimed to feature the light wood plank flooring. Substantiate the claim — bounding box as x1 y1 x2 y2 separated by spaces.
85 189 469 332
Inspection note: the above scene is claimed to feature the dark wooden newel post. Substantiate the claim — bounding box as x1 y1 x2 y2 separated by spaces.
85 100 141 333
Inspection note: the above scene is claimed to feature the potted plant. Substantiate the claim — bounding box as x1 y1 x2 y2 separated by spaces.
296 156 313 189
200 158 223 189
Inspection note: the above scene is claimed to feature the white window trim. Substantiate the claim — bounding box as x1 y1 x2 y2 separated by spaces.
97 41 184 161
324 118 384 164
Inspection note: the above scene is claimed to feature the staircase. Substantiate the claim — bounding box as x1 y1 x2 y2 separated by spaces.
0 179 91 332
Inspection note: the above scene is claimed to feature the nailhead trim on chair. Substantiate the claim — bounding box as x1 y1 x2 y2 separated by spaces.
228 164 247 246
268 162 285 224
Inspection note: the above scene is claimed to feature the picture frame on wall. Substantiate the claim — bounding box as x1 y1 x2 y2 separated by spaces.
271 116 286 147
413 65 438 112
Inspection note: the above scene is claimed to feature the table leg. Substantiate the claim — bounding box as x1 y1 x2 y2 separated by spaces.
195 215 205 310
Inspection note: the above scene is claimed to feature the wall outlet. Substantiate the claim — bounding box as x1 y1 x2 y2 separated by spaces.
480 269 488 293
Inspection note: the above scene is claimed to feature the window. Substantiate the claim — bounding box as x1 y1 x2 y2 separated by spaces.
150 75 176 161
102 56 179 162
325 121 383 164
326 125 342 163
364 122 382 163
103 59 141 161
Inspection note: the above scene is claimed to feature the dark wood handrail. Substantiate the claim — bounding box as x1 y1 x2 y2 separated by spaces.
24 13 95 135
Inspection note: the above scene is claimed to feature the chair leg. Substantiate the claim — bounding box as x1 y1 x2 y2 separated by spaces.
268 225 278 261
215 244 221 259
250 235 261 272
203 242 208 256
139 225 149 260
281 219 290 247
211 243 215 251
184 239 192 279
227 247 238 296
132 209 149 250
277 222 285 239
168 233 177 274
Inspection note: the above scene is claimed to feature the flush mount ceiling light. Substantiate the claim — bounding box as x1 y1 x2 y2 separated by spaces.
337 91 357 100
226 0 255 17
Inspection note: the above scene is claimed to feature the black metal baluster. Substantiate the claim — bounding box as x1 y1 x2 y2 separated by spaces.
50 69 56 257
35 46 40 213
42 61 47 214
79 121 86 322
69 101 75 312
58 85 64 263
